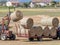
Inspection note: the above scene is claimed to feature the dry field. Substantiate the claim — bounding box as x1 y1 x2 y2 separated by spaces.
0 36 60 45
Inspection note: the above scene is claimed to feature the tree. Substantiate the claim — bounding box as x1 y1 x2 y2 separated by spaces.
23 2 30 8
51 1 59 7
0 0 7 6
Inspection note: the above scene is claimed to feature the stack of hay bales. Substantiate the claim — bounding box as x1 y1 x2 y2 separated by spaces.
50 17 59 37
41 17 59 37
10 10 23 22
29 25 43 37
10 10 23 34
18 17 34 36
10 10 34 36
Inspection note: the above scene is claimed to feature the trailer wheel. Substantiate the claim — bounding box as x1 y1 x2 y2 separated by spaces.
52 37 58 40
1 34 7 40
29 38 34 41
57 32 60 40
9 34 16 40
59 36 60 40
37 37 40 41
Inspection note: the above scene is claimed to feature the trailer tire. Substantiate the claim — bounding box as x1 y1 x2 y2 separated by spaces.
37 37 40 41
29 38 34 41
9 34 16 40
52 37 58 40
57 31 60 40
58 35 60 40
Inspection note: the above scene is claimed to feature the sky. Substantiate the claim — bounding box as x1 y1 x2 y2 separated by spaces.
0 0 60 3
54 0 60 2
19 0 60 2
19 0 31 2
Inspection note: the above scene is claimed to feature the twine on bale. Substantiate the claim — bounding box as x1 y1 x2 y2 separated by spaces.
20 17 34 29
10 10 23 22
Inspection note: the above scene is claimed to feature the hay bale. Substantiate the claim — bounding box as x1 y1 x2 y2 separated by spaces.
18 25 28 36
40 17 59 27
30 26 43 37
29 29 35 37
52 18 59 27
43 26 50 36
50 27 57 37
10 10 23 22
20 17 34 29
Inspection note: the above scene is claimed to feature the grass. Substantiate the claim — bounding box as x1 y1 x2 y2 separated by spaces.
0 7 60 17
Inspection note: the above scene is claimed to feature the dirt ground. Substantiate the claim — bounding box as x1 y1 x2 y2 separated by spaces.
0 37 60 45
0 15 60 45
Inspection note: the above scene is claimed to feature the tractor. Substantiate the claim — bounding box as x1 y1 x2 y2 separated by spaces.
0 13 16 40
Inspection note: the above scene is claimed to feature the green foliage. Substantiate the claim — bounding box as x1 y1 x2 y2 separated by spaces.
23 2 30 8
51 1 59 7
34 4 41 8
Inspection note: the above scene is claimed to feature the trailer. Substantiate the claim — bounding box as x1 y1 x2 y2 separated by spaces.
28 25 60 41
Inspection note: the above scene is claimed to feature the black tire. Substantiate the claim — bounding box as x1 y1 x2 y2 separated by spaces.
1 34 7 40
9 34 16 40
58 36 60 40
37 37 40 41
29 38 34 41
57 31 60 40
52 37 58 40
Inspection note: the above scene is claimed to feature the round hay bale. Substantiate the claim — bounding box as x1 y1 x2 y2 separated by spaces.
29 29 35 37
43 26 50 36
30 26 43 37
20 17 34 29
10 10 23 22
50 27 57 37
52 18 59 27
40 17 59 27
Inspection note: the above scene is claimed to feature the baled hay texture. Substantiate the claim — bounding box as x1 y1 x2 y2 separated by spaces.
40 17 59 27
20 17 34 29
52 18 59 27
50 27 57 37
30 26 43 37
43 26 50 36
10 10 23 22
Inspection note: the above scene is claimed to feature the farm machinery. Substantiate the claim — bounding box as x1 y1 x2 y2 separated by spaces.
0 14 16 40
0 10 23 40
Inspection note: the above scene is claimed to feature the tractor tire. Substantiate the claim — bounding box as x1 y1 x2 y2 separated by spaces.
9 34 16 40
29 38 34 41
1 34 7 40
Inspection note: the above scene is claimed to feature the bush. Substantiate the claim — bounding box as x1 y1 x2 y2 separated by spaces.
50 1 59 7
23 2 30 8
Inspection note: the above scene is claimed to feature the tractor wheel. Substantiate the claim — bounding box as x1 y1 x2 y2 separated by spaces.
29 38 34 41
1 34 7 40
9 34 16 40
